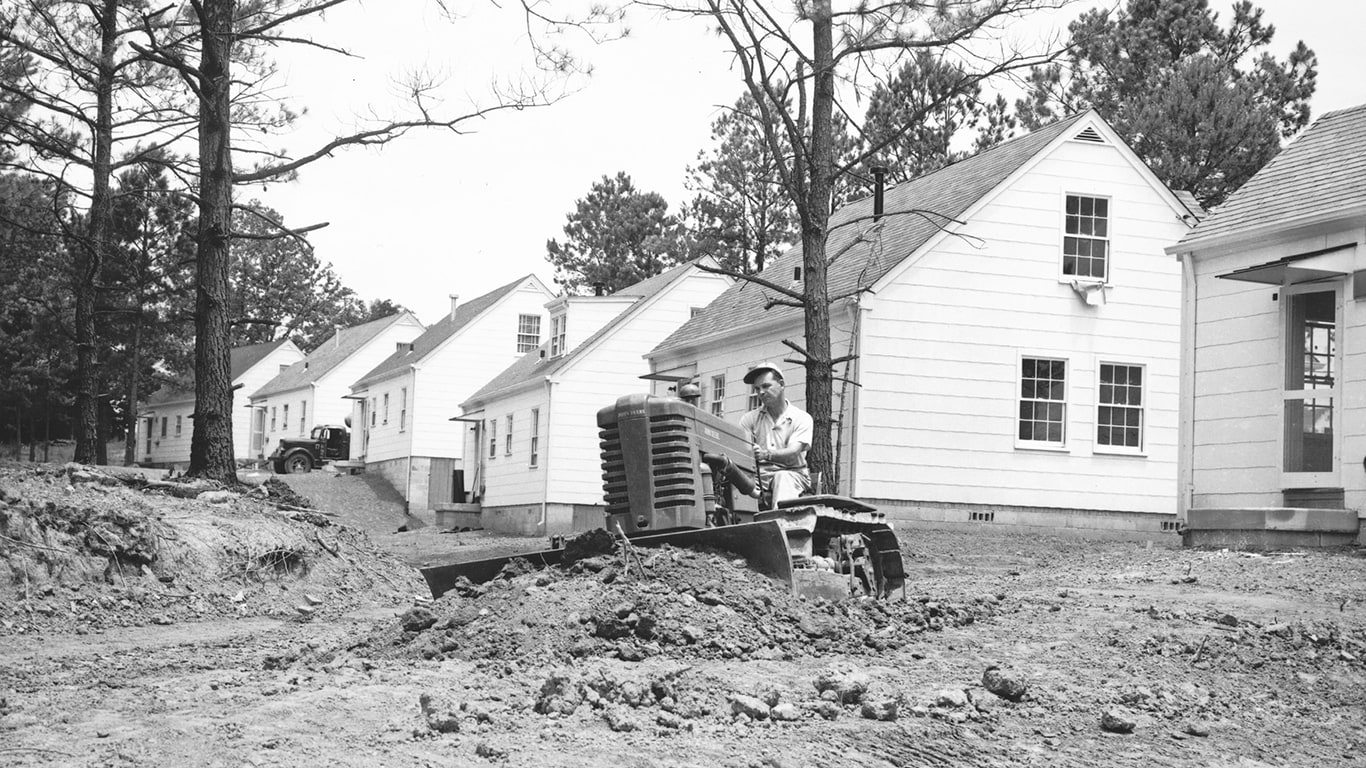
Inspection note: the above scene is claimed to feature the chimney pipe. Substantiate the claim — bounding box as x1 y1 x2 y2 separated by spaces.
871 164 887 222
593 282 604 297
449 294 459 319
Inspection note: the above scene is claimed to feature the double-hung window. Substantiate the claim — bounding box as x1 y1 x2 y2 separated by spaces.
1097 363 1144 451
399 388 407 432
1063 194 1109 281
710 375 726 418
488 419 497 459
1018 357 1067 447
383 393 389 425
550 315 567 357
529 408 540 467
517 314 541 353
505 414 513 456
175 415 182 437
300 401 307 436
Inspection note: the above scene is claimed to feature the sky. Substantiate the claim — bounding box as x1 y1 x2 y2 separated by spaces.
257 0 1366 326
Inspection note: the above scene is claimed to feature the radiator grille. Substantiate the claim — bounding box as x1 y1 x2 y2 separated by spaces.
648 414 694 508
599 425 629 515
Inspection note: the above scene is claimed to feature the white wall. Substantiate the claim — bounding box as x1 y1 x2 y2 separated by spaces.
233 343 304 458
478 385 549 507
854 138 1187 514
1188 229 1364 510
360 369 418 464
138 400 194 465
314 315 424 428
411 283 553 459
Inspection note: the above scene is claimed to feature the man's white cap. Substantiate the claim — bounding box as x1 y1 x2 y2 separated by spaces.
743 361 783 385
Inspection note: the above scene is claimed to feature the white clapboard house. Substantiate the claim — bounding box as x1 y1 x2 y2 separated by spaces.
1166 103 1366 546
647 110 1197 536
249 311 424 461
138 338 304 468
348 275 554 517
459 260 732 535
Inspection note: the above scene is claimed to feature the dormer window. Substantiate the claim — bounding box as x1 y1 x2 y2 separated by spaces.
1063 194 1109 282
550 314 567 357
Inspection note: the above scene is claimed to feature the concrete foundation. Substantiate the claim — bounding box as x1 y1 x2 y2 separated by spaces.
1182 507 1360 550
434 502 482 530
480 503 607 537
866 498 1179 542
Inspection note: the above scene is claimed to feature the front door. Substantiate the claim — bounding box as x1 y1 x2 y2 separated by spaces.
1281 283 1343 487
250 408 266 458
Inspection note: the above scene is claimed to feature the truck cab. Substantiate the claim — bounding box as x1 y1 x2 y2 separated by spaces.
270 425 350 474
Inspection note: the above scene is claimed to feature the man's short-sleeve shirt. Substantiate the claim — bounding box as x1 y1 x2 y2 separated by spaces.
739 400 813 472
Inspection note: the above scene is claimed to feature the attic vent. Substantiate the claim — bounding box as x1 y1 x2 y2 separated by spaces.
1072 126 1106 144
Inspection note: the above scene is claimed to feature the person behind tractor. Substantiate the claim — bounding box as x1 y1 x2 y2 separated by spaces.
738 362 812 505
677 381 702 407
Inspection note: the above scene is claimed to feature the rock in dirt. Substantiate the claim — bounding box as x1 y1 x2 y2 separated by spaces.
814 671 871 705
815 701 841 721
1100 708 1137 734
860 699 899 721
1184 721 1212 737
934 689 969 709
982 665 1028 701
400 606 437 633
419 692 461 733
729 693 770 720
535 673 582 716
770 703 802 721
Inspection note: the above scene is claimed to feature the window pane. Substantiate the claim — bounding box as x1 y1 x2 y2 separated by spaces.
1095 198 1108 217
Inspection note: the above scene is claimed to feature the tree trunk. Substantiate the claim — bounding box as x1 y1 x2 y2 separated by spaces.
800 0 837 493
123 309 141 466
188 0 238 481
74 0 119 464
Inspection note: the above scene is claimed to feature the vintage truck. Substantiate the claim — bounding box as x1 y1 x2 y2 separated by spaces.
269 424 350 474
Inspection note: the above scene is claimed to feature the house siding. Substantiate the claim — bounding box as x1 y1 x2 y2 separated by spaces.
1187 230 1363 510
855 139 1186 515
140 342 303 467
409 285 551 463
476 269 731 533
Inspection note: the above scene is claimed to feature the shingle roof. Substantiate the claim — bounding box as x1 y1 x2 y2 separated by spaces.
1175 103 1366 249
651 111 1091 354
147 338 292 407
352 275 541 389
462 261 703 408
251 312 419 399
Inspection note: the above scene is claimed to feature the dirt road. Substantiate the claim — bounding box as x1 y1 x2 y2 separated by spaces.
3 467 1365 767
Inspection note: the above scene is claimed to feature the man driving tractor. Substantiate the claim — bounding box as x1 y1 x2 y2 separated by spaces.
738 362 812 505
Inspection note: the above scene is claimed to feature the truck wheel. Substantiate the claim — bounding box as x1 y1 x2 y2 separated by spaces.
285 453 313 474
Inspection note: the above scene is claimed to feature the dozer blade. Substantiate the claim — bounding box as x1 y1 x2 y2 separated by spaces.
420 521 795 599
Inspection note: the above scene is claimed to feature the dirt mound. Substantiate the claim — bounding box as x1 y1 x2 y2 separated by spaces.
358 535 994 665
0 462 423 635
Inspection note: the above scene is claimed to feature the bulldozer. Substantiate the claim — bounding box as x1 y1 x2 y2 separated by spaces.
420 393 906 601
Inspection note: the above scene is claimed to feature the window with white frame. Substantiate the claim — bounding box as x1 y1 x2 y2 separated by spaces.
550 315 567 357
529 408 540 467
1097 363 1143 450
488 419 497 459
175 415 182 437
710 375 726 418
370 398 376 427
1063 194 1109 281
160 417 167 438
270 407 277 432
505 414 513 455
517 314 541 353
400 388 407 432
383 393 389 425
748 390 761 412
1018 357 1067 446
283 404 289 431
300 401 307 436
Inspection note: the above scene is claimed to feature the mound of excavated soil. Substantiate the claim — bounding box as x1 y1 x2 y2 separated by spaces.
0 462 423 635
358 534 998 666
